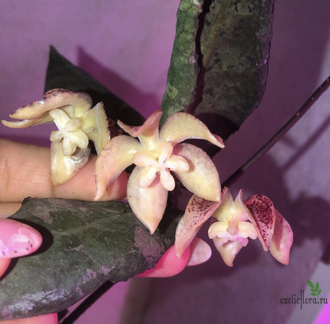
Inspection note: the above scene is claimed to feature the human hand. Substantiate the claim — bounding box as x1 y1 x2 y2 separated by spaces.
0 139 211 323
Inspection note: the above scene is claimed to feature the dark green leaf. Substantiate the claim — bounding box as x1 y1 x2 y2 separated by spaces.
311 293 317 296
307 280 315 289
318 289 322 296
160 0 202 124
194 0 274 129
45 46 144 126
161 0 274 142
315 282 319 291
0 198 181 320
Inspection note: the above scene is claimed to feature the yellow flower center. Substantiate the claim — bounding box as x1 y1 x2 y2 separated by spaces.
49 109 89 156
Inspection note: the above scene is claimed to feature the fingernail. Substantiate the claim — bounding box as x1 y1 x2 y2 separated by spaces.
0 219 42 258
187 238 212 266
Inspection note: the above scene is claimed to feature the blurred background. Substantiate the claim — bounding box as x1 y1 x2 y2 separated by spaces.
0 0 329 323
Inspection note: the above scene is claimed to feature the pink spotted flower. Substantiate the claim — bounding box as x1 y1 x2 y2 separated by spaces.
175 187 293 266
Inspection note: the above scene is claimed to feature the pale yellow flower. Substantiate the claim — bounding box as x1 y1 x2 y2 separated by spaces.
2 89 110 185
95 109 224 234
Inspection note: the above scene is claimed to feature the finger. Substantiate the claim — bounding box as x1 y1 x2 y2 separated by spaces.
0 313 58 324
136 238 212 278
0 203 21 218
0 140 127 203
0 219 42 259
0 258 11 277
136 244 191 278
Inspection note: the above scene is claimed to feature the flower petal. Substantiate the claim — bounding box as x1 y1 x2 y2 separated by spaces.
213 188 254 223
1 114 54 128
269 210 293 265
8 89 92 120
213 238 244 267
127 166 168 234
49 108 71 128
159 112 225 148
95 135 142 200
212 187 234 221
133 151 158 167
156 141 173 164
160 169 175 191
65 130 89 150
164 155 189 172
173 143 221 202
245 194 276 251
81 102 110 154
237 222 258 240
175 195 220 258
208 221 229 239
118 110 162 151
139 166 158 187
50 141 91 185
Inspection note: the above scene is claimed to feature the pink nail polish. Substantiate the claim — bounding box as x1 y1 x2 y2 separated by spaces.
0 219 43 258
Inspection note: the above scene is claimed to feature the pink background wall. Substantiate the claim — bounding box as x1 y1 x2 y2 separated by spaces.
0 0 330 323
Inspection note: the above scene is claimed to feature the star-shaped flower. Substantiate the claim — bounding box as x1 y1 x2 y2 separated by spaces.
95 109 224 234
2 89 110 185
175 187 293 266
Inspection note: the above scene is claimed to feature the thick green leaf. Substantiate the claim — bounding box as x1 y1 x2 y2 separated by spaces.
0 198 180 320
161 0 274 139
194 0 274 128
45 46 144 126
160 0 203 124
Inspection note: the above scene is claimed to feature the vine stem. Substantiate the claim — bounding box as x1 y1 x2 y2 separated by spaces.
223 75 330 188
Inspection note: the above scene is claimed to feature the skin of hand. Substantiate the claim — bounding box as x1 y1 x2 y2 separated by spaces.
0 139 211 324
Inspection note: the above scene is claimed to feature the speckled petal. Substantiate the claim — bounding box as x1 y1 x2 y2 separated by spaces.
95 135 142 200
269 210 293 265
8 89 92 120
245 194 276 251
175 195 220 258
159 112 225 148
51 141 91 185
127 166 168 235
118 110 162 151
173 143 221 202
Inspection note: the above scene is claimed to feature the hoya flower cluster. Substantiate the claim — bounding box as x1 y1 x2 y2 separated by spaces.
2 89 110 185
2 89 293 267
